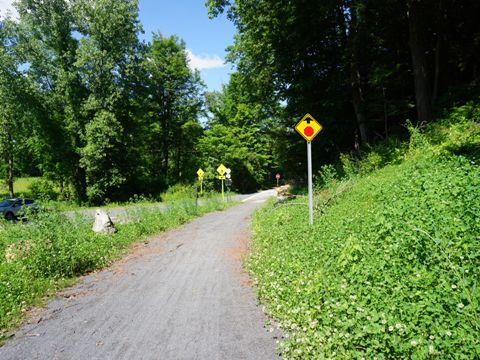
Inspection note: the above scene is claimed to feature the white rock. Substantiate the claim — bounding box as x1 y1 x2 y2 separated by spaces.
92 209 116 234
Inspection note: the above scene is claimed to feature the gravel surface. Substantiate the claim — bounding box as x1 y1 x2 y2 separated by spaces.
0 190 280 360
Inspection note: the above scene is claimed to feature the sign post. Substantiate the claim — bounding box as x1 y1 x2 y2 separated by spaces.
216 164 227 202
275 173 281 187
295 113 323 225
226 168 232 200
307 142 313 225
197 168 205 194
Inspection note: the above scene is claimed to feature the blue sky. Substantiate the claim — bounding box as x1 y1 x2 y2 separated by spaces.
139 0 237 91
0 0 237 91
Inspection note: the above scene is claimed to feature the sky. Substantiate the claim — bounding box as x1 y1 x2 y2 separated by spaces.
0 0 237 92
138 0 236 91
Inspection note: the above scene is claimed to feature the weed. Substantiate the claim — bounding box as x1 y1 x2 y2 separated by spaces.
0 196 232 333
248 103 480 358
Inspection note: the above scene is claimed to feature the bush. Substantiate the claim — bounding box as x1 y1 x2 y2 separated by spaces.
160 183 196 202
29 179 57 201
313 164 337 190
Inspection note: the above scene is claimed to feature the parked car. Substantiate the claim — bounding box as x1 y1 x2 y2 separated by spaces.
0 198 37 221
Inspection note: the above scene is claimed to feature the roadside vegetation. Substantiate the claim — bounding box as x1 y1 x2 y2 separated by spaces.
0 190 233 339
248 103 480 359
1 0 479 355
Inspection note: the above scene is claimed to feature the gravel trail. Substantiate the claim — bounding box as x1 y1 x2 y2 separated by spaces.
0 190 280 360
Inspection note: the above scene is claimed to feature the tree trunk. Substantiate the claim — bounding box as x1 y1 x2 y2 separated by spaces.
161 115 169 178
175 137 182 181
433 0 444 101
74 167 88 202
7 149 14 198
407 0 433 123
433 33 441 101
351 62 368 145
383 87 389 139
349 2 368 145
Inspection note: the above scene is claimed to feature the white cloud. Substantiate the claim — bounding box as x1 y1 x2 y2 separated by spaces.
186 49 225 71
0 0 17 19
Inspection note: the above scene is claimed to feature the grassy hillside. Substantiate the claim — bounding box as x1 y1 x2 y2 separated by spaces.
248 103 480 359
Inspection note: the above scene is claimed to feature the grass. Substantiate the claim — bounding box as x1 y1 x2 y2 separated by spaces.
0 178 233 213
247 103 480 359
0 177 38 199
0 195 236 339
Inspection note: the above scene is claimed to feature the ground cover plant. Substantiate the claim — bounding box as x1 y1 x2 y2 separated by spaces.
248 104 480 359
0 177 38 199
0 195 231 338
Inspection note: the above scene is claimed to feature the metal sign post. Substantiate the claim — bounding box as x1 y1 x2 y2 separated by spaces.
307 142 313 225
216 164 227 202
226 169 232 200
221 177 225 202
295 113 323 226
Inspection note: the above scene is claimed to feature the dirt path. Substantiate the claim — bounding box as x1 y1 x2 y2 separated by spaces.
0 190 280 360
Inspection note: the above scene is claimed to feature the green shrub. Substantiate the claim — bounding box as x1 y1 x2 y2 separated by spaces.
340 153 358 179
358 151 383 175
29 179 58 201
315 164 339 190
160 183 196 202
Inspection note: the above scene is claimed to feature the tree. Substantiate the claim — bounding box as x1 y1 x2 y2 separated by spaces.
74 0 143 203
199 73 276 192
15 0 88 199
9 0 207 202
142 34 204 187
407 0 433 123
206 0 480 174
0 20 33 197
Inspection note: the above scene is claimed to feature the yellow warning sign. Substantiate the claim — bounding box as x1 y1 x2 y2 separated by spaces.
216 164 227 176
295 113 322 142
197 168 205 178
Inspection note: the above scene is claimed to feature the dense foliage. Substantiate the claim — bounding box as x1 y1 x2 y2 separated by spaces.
1 0 480 200
200 73 277 192
0 0 206 203
207 0 480 176
247 104 480 358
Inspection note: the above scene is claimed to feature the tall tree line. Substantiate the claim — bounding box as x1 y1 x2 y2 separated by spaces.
0 0 204 203
2 0 479 199
206 0 480 176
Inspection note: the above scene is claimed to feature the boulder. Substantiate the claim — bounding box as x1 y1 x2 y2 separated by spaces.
92 209 117 234
275 184 292 197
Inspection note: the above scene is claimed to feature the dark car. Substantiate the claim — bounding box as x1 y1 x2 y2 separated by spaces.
0 198 37 221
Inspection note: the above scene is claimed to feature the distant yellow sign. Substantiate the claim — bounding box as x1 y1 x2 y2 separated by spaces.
295 113 322 142
197 168 205 178
216 164 227 176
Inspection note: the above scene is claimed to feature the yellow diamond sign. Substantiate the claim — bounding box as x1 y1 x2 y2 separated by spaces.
197 168 205 178
217 164 227 176
295 113 322 142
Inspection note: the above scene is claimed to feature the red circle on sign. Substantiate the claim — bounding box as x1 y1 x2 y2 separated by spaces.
304 126 314 137
276 173 280 179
